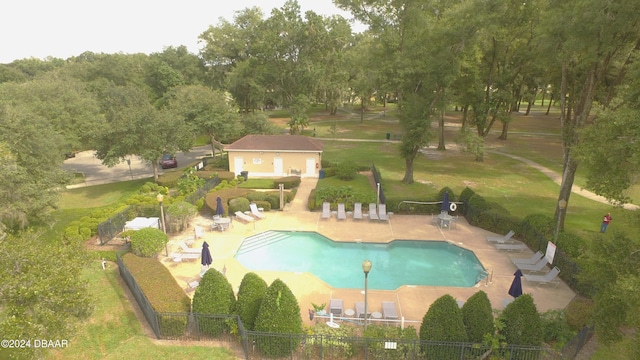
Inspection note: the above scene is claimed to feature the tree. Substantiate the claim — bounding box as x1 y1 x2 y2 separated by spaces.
419 294 467 358
165 84 240 157
461 290 495 343
499 294 543 346
0 231 92 360
192 268 236 336
544 0 640 231
235 272 268 330
93 84 193 182
254 279 303 357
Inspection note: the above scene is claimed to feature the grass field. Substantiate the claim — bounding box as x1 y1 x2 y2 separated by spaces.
47 264 237 360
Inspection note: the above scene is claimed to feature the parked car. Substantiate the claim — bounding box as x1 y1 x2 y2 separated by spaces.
159 154 177 169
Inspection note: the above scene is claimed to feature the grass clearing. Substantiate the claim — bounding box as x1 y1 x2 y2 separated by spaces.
60 178 152 209
47 263 236 360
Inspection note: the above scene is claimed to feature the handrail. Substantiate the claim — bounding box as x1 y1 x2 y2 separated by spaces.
398 200 461 211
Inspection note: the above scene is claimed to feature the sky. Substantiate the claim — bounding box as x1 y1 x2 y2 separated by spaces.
1 0 362 64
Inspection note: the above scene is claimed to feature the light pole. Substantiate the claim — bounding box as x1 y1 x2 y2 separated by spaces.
362 259 372 331
553 199 567 245
157 193 168 256
376 183 380 208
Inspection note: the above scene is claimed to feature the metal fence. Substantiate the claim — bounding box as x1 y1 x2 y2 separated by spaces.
561 326 594 359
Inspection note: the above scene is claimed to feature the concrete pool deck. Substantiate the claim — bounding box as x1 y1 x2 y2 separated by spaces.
160 178 576 327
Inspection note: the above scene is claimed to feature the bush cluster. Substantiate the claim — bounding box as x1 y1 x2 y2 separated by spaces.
130 227 168 257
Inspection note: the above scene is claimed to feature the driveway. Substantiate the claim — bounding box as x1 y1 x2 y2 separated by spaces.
62 146 213 188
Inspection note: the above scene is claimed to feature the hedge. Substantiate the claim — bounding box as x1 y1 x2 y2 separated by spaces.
461 291 495 343
130 228 168 258
500 294 543 346
419 294 467 358
120 253 190 335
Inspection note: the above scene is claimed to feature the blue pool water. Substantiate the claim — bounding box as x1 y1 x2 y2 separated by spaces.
234 231 486 290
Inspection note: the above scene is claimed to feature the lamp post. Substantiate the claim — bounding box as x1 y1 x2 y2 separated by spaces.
362 259 372 331
157 193 167 256
553 199 567 245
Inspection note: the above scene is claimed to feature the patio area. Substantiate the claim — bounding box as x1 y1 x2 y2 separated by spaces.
160 179 576 327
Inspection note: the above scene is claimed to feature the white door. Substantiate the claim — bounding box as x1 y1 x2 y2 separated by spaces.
234 157 243 175
273 158 283 176
306 158 316 177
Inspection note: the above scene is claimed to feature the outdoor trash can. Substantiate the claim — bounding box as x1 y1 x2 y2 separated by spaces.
386 132 391 140
240 171 248 180
319 169 325 179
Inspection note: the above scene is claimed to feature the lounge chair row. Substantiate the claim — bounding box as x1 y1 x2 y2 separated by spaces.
321 202 390 221
234 203 267 223
329 299 399 320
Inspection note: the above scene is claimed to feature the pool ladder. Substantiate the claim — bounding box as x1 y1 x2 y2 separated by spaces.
476 269 492 286
236 231 290 255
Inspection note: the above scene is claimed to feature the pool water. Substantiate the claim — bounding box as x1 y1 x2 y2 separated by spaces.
234 231 486 290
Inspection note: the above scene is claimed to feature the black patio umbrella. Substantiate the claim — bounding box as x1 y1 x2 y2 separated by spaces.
508 269 523 298
201 241 213 268
216 196 224 216
441 191 450 213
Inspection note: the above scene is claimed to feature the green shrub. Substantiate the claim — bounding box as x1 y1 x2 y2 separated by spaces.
419 294 467 358
461 291 495 343
165 201 197 234
130 228 168 257
192 268 236 336
335 160 359 180
252 200 271 212
157 169 183 187
467 194 489 224
265 193 281 210
229 197 250 214
557 232 587 258
247 192 267 202
254 279 303 357
522 213 554 238
64 226 83 242
235 272 268 331
274 176 301 189
217 171 236 181
204 188 252 214
120 254 190 336
307 189 317 210
79 227 92 240
306 323 358 358
322 167 336 177
499 294 543 346
459 187 475 204
540 309 576 349
565 297 594 331
363 325 419 358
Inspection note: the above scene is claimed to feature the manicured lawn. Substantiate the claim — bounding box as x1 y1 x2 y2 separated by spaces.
47 263 236 360
59 178 152 209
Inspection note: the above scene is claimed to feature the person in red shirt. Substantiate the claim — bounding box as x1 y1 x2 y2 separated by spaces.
600 213 612 233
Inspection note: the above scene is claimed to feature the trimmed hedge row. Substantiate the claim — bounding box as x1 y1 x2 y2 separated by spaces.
121 253 191 335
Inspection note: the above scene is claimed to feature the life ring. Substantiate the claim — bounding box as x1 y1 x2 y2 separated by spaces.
449 203 457 212
316 163 319 169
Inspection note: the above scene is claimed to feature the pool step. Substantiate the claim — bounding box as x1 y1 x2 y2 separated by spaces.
236 231 290 255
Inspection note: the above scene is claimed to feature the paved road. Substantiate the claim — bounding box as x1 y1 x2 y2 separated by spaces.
62 146 212 188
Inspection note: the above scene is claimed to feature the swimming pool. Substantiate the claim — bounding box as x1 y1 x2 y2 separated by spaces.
234 231 486 290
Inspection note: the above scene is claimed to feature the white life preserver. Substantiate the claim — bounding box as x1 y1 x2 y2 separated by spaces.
449 203 457 212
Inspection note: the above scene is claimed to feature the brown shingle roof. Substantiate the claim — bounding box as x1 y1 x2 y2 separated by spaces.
225 135 324 152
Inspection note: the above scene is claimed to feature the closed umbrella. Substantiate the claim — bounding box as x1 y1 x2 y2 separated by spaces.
201 241 213 269
441 191 450 213
508 269 523 298
216 196 224 216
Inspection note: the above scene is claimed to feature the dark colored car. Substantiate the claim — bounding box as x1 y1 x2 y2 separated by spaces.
159 154 177 169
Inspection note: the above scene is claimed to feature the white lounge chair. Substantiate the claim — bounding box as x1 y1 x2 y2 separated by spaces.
337 203 346 220
355 301 370 319
234 211 254 223
249 203 266 219
329 299 343 317
178 241 202 254
382 301 398 320
495 242 528 252
487 230 516 243
523 267 561 287
353 202 363 220
170 252 200 262
368 203 379 221
511 251 544 266
378 203 389 221
321 202 331 219
517 258 550 273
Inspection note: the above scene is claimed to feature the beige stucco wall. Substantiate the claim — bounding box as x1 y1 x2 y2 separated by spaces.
228 150 322 178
